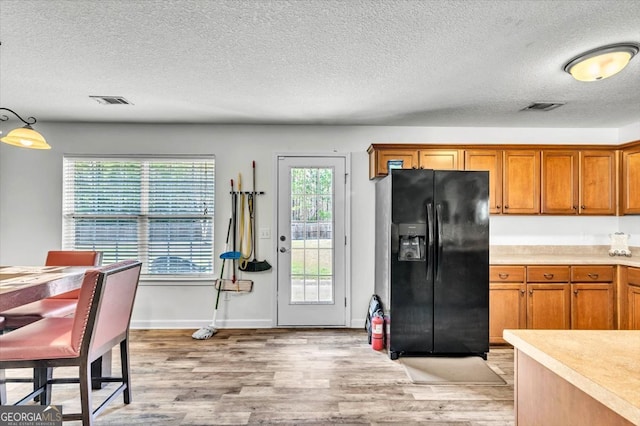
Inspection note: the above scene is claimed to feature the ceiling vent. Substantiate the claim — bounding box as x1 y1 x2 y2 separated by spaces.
521 102 565 112
89 96 132 105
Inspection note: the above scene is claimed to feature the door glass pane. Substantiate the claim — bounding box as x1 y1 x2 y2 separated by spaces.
290 167 334 304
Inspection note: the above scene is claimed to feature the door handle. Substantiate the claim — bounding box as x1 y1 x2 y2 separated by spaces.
435 203 443 280
279 247 288 253
426 203 434 280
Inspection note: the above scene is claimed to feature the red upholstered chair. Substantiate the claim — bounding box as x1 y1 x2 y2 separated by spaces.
0 260 142 425
0 251 102 330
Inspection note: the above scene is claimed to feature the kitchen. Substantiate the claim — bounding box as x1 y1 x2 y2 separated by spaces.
1 1 639 424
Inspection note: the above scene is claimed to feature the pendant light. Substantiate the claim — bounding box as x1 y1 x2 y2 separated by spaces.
564 43 639 82
0 107 50 150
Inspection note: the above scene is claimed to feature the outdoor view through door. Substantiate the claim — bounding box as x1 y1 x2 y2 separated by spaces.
277 156 347 326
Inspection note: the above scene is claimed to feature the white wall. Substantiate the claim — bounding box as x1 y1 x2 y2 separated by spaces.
1 122 637 329
619 122 640 143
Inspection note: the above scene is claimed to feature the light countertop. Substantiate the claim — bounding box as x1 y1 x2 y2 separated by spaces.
503 329 640 425
490 245 640 267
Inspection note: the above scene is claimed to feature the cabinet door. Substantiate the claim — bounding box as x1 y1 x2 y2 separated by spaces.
541 150 578 214
571 284 614 330
503 150 540 214
465 150 503 214
489 283 526 344
371 150 418 178
527 284 571 329
628 285 640 330
418 149 462 170
621 146 640 214
579 150 616 215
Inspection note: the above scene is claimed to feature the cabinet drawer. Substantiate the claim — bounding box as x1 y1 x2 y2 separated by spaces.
527 266 570 282
571 265 614 282
629 267 640 286
490 266 525 282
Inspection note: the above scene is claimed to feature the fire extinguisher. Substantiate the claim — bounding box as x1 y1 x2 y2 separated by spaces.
371 311 385 351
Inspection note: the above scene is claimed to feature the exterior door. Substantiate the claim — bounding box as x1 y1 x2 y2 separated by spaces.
276 155 348 326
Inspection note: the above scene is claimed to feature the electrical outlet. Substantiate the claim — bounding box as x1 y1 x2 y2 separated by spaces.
259 227 271 239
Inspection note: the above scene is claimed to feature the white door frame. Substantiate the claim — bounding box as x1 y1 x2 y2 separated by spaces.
271 152 351 327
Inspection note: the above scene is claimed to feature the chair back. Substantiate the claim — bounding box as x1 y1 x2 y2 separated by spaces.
45 250 103 267
70 260 142 360
46 251 103 299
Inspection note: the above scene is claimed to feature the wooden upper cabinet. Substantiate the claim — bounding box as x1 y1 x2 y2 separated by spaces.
418 149 463 170
541 150 578 214
368 149 418 179
465 150 503 214
579 150 616 215
621 145 640 214
502 150 540 214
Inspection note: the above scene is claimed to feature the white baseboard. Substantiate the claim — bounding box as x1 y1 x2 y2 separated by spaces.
131 318 367 329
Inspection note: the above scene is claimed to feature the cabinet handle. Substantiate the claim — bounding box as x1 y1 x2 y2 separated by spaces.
572 206 577 210
504 205 509 209
581 205 586 210
529 289 534 295
574 289 579 295
498 273 509 279
520 289 526 295
543 273 554 279
496 205 501 209
587 273 599 279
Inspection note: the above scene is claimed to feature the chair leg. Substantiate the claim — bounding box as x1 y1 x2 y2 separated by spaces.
0 369 7 405
120 339 132 404
34 368 52 405
79 362 94 426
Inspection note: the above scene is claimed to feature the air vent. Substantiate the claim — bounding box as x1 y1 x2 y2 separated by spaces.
89 96 132 105
521 102 565 112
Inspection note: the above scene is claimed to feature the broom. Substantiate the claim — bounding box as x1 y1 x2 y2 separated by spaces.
192 218 236 339
240 161 272 272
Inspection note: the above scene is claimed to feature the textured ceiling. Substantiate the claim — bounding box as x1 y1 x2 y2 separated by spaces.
0 0 639 128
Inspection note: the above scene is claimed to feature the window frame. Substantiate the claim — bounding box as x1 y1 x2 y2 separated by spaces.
62 154 215 281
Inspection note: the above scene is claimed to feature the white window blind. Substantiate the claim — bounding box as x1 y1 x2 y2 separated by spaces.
62 155 215 278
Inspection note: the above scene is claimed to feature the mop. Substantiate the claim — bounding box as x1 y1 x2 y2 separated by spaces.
192 218 237 339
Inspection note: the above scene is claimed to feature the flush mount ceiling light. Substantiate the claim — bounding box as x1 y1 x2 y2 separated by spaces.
0 107 50 149
564 43 639 82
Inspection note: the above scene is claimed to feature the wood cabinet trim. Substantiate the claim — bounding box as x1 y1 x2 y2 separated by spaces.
527 266 570 282
490 265 526 282
571 265 615 282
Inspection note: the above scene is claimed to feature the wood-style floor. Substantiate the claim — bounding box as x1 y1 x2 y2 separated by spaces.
4 329 515 425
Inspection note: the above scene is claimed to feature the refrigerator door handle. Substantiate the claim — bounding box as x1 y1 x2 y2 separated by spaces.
426 202 434 279
435 203 443 280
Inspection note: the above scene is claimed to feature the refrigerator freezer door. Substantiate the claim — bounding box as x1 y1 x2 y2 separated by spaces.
433 171 490 356
389 169 435 356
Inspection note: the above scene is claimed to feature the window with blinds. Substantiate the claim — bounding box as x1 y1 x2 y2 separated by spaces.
62 156 215 278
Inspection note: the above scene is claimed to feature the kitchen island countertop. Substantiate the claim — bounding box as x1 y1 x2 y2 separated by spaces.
504 329 640 425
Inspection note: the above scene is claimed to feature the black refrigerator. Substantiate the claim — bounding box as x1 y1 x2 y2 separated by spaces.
374 169 489 360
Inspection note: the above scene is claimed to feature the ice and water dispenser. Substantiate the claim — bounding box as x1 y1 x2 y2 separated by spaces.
397 223 427 261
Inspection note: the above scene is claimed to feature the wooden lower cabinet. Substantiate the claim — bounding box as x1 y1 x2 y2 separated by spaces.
489 266 526 344
628 267 640 330
490 264 617 343
526 283 571 329
571 265 615 330
489 283 526 344
571 284 614 329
